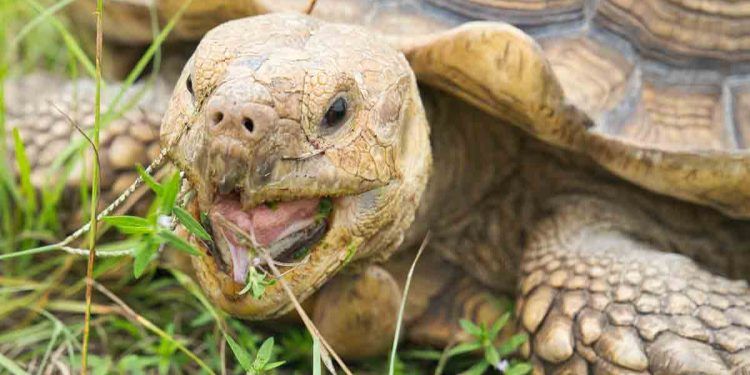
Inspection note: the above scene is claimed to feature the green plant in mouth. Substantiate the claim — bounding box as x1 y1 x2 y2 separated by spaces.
292 245 311 260
239 266 276 299
265 201 279 210
343 241 358 265
315 197 333 224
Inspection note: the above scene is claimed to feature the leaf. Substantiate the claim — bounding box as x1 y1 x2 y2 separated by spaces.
315 198 333 222
251 282 266 300
253 337 275 369
343 242 357 265
0 351 29 375
223 333 253 372
489 312 511 340
12 128 36 215
505 363 532 375
459 319 483 337
103 216 154 234
136 164 162 195
156 229 201 256
133 241 158 278
498 333 528 357
174 207 211 241
160 171 181 213
264 361 285 371
399 349 443 361
484 345 500 369
459 361 490 375
447 341 482 357
238 280 254 296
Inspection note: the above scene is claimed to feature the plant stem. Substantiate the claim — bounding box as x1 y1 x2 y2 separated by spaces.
81 0 103 372
388 232 431 375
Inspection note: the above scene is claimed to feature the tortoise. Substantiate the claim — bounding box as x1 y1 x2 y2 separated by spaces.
7 1 750 373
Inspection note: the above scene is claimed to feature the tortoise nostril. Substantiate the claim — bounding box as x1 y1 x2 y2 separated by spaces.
242 117 254 132
211 111 224 126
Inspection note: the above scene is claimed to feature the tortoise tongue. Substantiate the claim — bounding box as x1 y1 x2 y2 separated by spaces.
209 196 321 283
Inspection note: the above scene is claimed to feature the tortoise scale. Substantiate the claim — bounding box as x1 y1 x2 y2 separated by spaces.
7 1 750 373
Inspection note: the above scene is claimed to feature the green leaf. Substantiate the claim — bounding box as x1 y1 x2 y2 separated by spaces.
174 207 211 241
12 128 36 214
253 337 275 369
399 349 443 361
315 198 333 223
459 361 489 375
240 268 272 299
160 172 181 213
103 216 154 234
251 282 265 300
484 345 500 369
136 164 162 195
264 361 285 371
489 312 510 340
447 341 482 357
343 242 358 265
133 241 158 278
102 215 151 228
0 351 29 375
459 319 483 337
505 363 532 375
498 333 528 357
223 333 253 372
156 229 201 256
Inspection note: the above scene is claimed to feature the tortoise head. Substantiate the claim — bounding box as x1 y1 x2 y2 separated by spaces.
160 13 431 318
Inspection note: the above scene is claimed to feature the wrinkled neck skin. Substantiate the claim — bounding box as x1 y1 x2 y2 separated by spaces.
403 86 750 293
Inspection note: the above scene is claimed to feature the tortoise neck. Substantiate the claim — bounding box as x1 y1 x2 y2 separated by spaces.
402 87 515 248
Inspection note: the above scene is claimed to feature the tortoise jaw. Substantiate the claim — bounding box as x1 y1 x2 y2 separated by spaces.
181 186 374 319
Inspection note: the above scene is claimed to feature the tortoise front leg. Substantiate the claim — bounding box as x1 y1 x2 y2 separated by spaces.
518 198 750 374
310 247 511 360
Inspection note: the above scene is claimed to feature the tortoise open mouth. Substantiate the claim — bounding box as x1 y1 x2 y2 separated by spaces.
180 176 388 317
194 193 334 287
207 194 332 284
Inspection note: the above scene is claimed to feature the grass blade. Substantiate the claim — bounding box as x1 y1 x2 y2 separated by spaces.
12 128 36 215
101 0 194 124
11 0 74 47
312 336 321 375
81 0 104 371
388 232 430 375
22 0 96 79
0 353 28 375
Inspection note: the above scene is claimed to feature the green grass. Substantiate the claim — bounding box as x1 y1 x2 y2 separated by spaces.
0 1 530 374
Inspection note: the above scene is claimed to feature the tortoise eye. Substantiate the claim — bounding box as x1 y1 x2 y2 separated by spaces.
186 75 194 96
320 97 347 131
